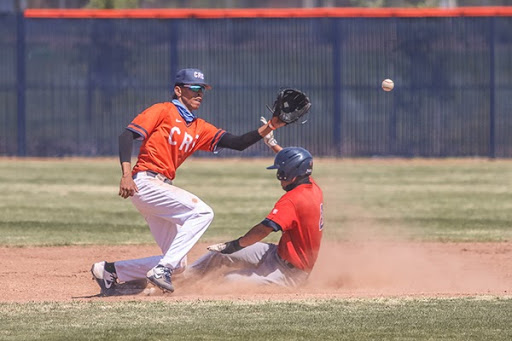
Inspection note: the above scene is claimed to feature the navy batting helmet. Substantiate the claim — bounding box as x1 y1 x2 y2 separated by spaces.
267 147 313 181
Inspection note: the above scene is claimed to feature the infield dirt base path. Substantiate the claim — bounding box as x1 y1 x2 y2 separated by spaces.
1 241 510 303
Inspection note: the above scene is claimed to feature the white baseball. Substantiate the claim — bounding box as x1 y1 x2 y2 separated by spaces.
382 79 394 91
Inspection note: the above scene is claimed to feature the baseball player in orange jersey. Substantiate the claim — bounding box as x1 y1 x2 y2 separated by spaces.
188 143 324 288
90 68 287 295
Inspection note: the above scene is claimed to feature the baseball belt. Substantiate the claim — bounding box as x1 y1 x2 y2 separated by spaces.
134 171 173 185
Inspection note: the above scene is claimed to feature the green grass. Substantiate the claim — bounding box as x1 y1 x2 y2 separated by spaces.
1 158 511 340
0 297 511 341
1 158 512 245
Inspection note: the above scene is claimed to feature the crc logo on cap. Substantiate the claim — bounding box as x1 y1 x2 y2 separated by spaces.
194 72 205 80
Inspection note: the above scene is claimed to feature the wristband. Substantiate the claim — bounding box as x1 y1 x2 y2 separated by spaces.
220 238 244 254
267 121 277 131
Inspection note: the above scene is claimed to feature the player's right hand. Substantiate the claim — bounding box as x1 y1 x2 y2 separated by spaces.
119 175 138 198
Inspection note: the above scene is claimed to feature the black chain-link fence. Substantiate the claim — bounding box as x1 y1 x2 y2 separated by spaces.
1 13 512 157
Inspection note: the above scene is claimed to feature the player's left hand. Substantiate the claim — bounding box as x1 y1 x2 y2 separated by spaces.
272 88 311 125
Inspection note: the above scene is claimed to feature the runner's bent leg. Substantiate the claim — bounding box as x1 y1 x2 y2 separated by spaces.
189 242 271 275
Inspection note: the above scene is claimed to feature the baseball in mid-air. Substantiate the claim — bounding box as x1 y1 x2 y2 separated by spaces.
382 78 394 91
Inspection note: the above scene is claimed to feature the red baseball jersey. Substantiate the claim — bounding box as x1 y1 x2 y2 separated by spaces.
127 102 225 180
266 177 324 273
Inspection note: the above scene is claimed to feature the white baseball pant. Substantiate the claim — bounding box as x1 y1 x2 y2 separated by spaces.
114 171 214 283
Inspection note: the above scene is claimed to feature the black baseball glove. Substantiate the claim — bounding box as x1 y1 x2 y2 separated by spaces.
272 88 311 125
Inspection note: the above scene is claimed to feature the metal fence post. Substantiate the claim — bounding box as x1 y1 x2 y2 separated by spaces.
16 8 26 156
489 16 496 159
331 19 342 156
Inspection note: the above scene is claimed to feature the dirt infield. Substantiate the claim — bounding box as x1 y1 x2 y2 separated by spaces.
1 241 510 303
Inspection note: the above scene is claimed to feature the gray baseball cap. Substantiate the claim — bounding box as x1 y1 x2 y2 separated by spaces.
174 68 212 90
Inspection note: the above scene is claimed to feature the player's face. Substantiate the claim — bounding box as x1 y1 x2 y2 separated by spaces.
280 178 295 190
176 85 204 111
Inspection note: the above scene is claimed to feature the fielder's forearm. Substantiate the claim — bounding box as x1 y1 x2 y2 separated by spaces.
217 130 262 151
218 116 286 151
120 162 132 178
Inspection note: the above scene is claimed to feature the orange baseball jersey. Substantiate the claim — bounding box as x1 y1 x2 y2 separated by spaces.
266 177 324 272
127 102 225 180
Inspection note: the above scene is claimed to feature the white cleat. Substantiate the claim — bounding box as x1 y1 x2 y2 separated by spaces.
91 261 118 296
146 265 174 293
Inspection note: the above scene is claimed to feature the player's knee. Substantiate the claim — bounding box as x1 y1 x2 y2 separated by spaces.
197 203 214 224
204 204 214 222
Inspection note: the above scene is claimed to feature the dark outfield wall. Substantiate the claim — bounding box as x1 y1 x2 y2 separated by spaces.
1 12 511 157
